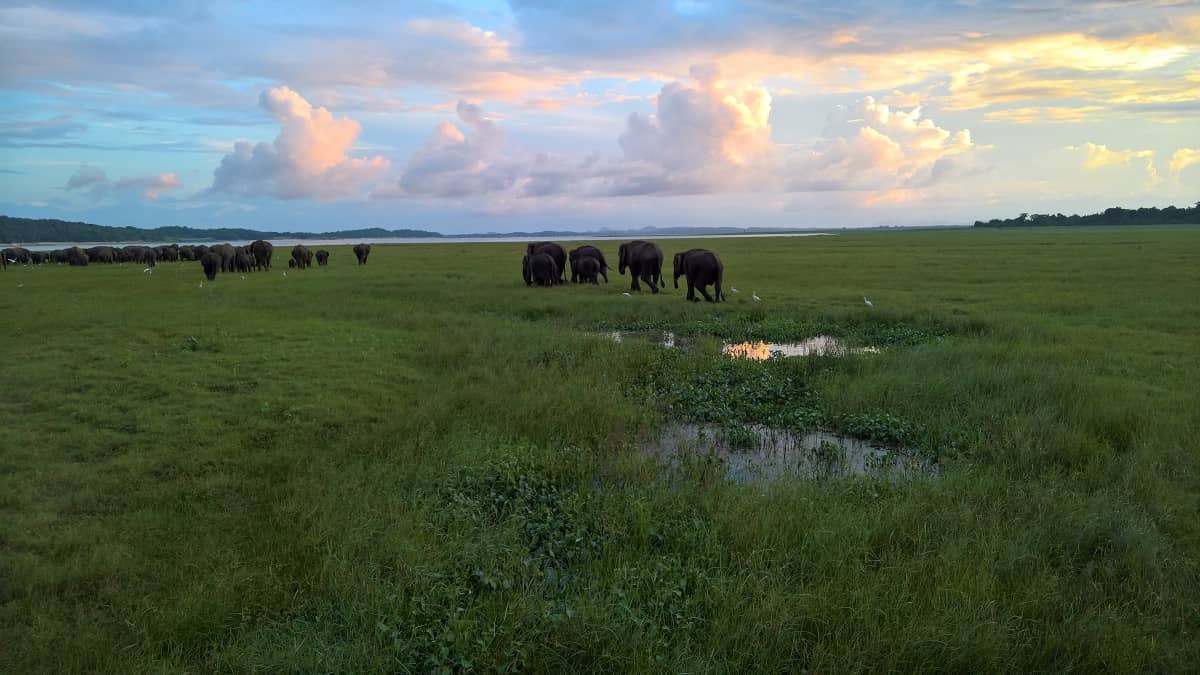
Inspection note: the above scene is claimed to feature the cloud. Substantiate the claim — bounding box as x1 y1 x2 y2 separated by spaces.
65 165 182 200
209 87 389 199
376 100 513 198
786 97 980 192
115 172 181 199
65 165 109 192
613 63 773 192
1067 142 1159 182
1168 148 1200 176
376 67 980 202
0 117 87 142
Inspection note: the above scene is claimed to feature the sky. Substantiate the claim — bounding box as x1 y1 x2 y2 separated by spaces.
1 0 1198 234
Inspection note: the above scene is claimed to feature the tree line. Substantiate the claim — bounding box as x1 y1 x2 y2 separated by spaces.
974 202 1200 228
0 215 441 244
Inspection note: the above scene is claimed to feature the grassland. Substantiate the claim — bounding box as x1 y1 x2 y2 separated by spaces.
1 226 1197 672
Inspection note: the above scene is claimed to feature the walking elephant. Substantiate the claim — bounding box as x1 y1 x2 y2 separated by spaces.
523 252 560 287
618 240 664 293
353 243 370 265
315 250 330 266
526 242 566 282
200 252 221 280
249 239 273 270
291 245 313 269
673 248 725 302
575 255 602 284
569 245 609 283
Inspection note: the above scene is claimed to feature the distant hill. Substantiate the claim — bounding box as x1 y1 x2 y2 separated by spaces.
0 216 825 244
974 203 1200 228
0 216 443 244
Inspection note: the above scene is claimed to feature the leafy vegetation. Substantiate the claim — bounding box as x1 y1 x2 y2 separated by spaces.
974 201 1200 227
1 226 1198 671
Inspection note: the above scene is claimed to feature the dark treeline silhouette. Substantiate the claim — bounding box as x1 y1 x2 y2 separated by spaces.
975 202 1200 228
0 215 441 244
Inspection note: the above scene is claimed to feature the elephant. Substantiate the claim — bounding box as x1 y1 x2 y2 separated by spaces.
3 247 32 265
673 248 725 302
291 245 313 269
569 245 609 283
523 252 560 287
353 243 371 265
214 243 237 272
67 246 89 266
86 246 118 264
617 240 664 293
315 250 330 266
50 249 69 264
526 242 566 282
193 245 211 258
143 248 157 267
200 251 221 280
234 252 253 273
575 255 602 284
288 258 297 268
249 239 273 270
156 246 179 262
177 245 197 261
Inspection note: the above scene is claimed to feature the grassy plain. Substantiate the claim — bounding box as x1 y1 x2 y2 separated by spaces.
1 227 1198 672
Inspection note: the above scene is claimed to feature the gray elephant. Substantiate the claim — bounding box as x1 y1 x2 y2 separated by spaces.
526 242 566 282
523 252 560 287
213 243 237 272
67 246 89 266
291 245 313 269
200 251 221 280
315 250 330 266
618 240 664 293
569 245 609 283
673 248 725 302
353 243 370 265
234 251 253 272
575 255 602 284
249 240 273 270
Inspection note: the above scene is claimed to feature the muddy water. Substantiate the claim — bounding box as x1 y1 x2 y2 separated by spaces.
641 423 936 484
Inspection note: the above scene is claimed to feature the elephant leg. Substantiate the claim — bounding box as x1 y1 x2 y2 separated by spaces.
646 272 659 294
601 270 608 283
630 273 641 291
687 279 698 302
698 284 715 303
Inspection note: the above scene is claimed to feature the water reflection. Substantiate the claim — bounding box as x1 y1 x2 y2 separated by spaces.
642 423 937 484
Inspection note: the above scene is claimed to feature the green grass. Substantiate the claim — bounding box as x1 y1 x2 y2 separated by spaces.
2 226 1198 671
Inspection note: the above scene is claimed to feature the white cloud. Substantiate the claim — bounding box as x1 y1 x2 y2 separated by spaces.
1168 147 1200 176
374 67 982 202
786 97 980 192
1067 142 1159 183
210 87 389 200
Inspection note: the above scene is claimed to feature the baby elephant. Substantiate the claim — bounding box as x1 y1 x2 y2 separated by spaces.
315 250 330 266
673 249 725 302
575 255 602 284
522 252 560 287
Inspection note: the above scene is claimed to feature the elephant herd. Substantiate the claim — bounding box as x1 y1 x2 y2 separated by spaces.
522 240 726 302
2 240 374 282
5 237 723 301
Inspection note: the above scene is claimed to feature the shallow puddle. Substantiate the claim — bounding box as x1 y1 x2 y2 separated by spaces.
607 330 680 348
641 423 936 484
607 331 877 359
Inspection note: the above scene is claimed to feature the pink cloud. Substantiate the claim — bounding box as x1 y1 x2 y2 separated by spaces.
210 86 389 200
116 172 181 199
